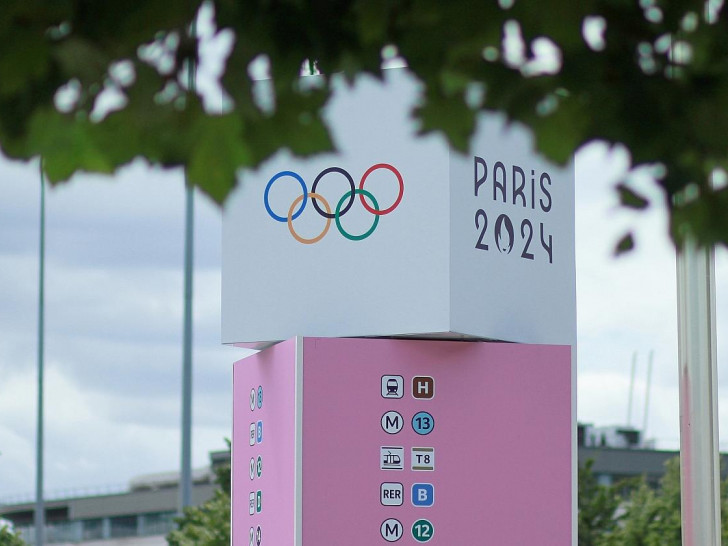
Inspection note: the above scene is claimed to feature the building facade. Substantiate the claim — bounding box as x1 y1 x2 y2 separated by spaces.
0 451 228 545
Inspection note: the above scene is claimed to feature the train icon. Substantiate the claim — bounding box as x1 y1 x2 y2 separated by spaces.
381 375 403 398
386 379 399 395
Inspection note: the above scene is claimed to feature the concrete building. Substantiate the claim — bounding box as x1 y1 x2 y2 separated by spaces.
0 451 228 545
578 423 728 487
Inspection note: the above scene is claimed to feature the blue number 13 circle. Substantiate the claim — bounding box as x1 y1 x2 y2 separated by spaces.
412 411 435 435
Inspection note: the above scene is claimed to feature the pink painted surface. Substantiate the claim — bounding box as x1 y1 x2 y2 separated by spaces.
301 337 571 545
232 338 298 546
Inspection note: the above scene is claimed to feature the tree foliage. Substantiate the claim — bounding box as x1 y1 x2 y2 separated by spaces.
166 449 230 546
578 459 622 546
581 456 728 546
598 459 681 546
0 525 27 546
2 1 728 247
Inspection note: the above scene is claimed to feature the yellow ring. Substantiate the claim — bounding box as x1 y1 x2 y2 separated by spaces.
287 192 331 244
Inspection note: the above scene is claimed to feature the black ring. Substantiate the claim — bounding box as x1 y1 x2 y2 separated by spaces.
311 167 355 219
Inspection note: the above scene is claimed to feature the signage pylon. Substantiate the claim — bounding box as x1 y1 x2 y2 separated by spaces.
223 68 576 545
232 337 572 545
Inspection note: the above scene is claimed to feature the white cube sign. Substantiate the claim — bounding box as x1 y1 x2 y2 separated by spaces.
222 69 575 348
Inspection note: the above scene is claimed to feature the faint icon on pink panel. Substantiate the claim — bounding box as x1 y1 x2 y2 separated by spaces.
248 492 255 515
249 423 256 446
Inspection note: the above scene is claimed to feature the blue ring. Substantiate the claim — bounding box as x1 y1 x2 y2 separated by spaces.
264 171 307 222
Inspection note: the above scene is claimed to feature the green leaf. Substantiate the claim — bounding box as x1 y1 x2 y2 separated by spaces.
614 232 635 255
251 86 334 162
26 108 114 182
0 30 51 97
528 93 588 165
186 113 252 204
415 86 477 153
671 185 728 248
617 184 650 210
53 36 111 86
353 0 391 45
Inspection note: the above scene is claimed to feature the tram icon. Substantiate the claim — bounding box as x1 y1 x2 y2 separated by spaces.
381 375 404 398
383 451 400 465
380 446 404 470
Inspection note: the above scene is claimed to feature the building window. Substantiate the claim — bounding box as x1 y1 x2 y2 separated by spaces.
82 518 103 540
141 512 176 536
109 515 137 538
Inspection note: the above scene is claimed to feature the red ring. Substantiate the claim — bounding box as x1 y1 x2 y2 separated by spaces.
358 163 404 215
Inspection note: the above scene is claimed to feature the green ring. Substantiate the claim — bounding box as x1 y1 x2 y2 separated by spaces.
335 189 379 241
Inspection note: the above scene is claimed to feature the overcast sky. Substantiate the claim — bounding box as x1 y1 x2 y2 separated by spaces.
0 157 249 501
2 71 728 502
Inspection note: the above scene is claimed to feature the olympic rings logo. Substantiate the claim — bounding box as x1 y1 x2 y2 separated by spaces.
263 163 404 244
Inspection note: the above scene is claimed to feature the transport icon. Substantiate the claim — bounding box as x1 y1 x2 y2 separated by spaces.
380 446 404 470
381 375 404 399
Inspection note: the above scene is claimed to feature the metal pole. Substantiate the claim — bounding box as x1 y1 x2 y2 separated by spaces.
179 178 194 512
676 236 720 546
179 22 196 512
642 350 653 437
627 351 637 427
35 161 46 546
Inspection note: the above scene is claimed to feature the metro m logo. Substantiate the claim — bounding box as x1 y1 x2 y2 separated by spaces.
380 518 403 542
381 410 403 434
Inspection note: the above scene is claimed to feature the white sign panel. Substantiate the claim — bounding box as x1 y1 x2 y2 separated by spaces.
222 69 575 348
449 113 575 344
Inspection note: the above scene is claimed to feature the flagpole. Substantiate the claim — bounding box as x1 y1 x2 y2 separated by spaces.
179 19 197 514
35 160 46 546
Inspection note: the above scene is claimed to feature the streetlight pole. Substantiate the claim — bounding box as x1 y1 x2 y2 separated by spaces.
179 177 194 513
35 161 46 546
179 21 197 513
